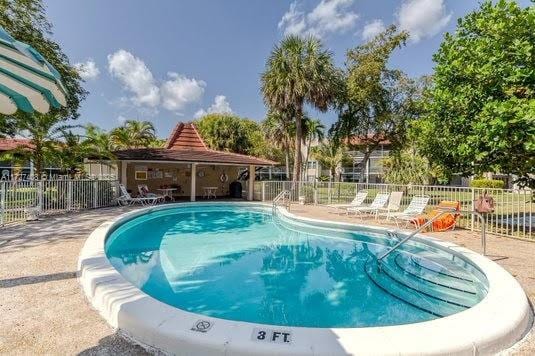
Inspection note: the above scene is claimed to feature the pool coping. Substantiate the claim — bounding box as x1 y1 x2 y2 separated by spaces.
78 202 533 355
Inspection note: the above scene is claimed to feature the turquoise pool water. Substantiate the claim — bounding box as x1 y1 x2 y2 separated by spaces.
105 204 488 328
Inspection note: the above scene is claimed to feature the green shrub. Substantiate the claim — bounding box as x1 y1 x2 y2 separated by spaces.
470 179 505 189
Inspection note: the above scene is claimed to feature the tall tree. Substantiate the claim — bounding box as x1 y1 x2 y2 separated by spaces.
261 35 339 182
416 0 535 187
331 27 421 182
302 117 324 179
196 114 252 154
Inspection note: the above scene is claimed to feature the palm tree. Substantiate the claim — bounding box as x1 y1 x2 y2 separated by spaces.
263 110 295 179
312 140 350 182
84 124 116 157
261 35 339 182
1 113 76 177
56 131 90 177
302 118 324 180
110 120 156 149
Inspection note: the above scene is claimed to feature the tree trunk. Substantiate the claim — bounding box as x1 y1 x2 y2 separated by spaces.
303 137 311 181
293 107 303 183
285 151 290 180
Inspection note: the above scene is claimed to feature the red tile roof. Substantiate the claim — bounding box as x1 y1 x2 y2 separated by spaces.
0 138 33 151
165 122 208 150
115 122 276 166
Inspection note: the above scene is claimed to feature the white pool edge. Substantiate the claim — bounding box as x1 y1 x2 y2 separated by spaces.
78 202 533 356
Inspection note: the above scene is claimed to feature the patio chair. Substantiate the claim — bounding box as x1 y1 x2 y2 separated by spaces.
117 184 159 206
376 191 404 219
389 195 431 228
347 193 390 219
412 200 461 232
137 184 165 203
326 191 368 213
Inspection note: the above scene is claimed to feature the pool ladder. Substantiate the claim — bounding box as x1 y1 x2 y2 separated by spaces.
377 209 488 267
272 190 291 215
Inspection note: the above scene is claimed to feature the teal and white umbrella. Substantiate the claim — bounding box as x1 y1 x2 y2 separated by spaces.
0 26 67 115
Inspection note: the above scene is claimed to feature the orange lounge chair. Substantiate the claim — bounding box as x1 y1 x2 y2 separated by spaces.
412 200 461 232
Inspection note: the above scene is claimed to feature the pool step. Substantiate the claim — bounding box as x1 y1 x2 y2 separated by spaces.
365 252 487 318
393 254 480 295
364 259 464 317
379 254 479 308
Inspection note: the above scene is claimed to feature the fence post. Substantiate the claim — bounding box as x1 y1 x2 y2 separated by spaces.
261 181 266 202
0 182 5 226
37 181 43 214
67 180 73 211
328 181 332 204
93 180 98 208
470 188 475 231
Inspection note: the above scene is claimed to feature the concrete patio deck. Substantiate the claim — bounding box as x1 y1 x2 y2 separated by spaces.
0 203 533 355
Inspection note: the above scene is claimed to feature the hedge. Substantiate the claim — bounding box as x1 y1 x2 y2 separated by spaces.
470 179 505 189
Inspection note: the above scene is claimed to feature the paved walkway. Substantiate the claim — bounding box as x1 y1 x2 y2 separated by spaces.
0 204 533 355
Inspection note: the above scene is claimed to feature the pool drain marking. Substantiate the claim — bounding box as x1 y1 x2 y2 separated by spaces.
191 320 213 333
252 327 292 344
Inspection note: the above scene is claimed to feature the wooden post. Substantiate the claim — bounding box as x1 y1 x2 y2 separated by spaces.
191 163 197 201
248 165 255 201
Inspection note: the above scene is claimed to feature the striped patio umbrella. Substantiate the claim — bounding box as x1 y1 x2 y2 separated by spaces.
0 26 67 115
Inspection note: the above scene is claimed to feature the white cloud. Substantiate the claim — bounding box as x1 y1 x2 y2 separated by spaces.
74 59 100 80
117 115 127 123
279 0 359 38
194 95 233 118
397 0 452 43
361 19 386 41
107 49 160 107
160 72 206 111
107 50 207 114
278 3 307 37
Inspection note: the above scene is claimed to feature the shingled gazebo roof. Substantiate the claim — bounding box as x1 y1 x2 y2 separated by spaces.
113 122 276 166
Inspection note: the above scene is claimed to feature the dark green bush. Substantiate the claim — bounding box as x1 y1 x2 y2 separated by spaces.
470 179 505 189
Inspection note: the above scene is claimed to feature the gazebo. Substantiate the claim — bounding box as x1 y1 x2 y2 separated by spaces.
96 122 276 201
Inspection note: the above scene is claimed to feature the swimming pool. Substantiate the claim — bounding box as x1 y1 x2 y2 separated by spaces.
80 203 532 355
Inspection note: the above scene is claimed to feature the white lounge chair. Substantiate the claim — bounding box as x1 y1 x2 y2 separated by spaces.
137 184 165 203
327 191 368 213
117 184 159 206
347 193 390 218
390 195 431 228
376 191 404 219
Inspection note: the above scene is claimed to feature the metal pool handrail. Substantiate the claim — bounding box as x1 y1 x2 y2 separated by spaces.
378 209 488 264
272 190 291 214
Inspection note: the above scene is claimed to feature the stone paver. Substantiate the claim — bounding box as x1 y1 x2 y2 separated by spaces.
0 204 533 355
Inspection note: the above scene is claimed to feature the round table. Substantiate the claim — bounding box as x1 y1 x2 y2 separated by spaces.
157 188 177 201
202 186 218 199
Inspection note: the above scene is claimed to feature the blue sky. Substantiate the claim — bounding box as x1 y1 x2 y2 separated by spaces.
44 0 529 138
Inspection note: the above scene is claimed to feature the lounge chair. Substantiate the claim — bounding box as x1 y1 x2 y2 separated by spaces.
376 191 404 218
327 191 368 213
389 195 431 228
347 193 390 218
137 184 165 203
412 200 460 232
117 184 159 206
